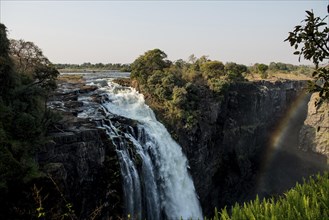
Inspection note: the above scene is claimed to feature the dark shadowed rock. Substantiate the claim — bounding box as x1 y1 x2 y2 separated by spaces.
39 80 123 219
145 80 328 216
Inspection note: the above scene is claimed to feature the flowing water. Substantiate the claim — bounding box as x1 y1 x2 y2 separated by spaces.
78 77 202 219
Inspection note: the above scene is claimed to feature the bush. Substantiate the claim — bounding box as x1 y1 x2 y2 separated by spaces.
208 78 229 93
209 172 329 220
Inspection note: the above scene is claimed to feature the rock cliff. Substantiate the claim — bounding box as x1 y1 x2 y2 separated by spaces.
159 80 328 216
42 78 328 218
38 80 123 219
299 93 329 160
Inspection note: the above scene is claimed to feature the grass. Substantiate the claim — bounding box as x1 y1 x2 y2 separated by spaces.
206 172 329 220
246 72 312 82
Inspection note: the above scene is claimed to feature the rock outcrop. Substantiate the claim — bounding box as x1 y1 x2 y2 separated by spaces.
299 93 329 160
37 80 123 219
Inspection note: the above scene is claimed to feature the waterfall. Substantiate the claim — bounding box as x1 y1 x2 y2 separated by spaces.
82 79 202 219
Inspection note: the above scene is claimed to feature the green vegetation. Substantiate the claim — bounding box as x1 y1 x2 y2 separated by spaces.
130 49 313 131
256 63 269 79
130 48 326 220
0 7 326 218
286 8 329 102
248 62 313 80
55 62 131 72
208 172 329 220
130 49 246 131
0 23 60 218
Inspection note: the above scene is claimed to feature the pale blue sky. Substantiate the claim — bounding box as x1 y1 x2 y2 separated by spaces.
0 1 328 65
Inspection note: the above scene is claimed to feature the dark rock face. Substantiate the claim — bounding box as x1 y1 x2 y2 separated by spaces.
173 80 312 216
38 81 123 219
40 78 325 219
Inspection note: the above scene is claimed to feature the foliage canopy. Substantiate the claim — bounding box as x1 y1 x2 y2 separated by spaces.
0 23 59 218
130 49 246 131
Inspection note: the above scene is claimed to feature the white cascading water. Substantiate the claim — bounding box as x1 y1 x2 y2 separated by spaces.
82 79 203 219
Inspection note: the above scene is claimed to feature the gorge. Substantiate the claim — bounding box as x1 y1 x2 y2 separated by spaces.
166 80 328 215
41 73 328 219
1 3 328 219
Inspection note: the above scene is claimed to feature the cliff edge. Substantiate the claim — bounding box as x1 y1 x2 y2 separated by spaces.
299 93 329 161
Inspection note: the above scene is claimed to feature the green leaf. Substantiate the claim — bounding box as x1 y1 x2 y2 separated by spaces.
295 25 302 31
316 22 327 27
305 10 313 17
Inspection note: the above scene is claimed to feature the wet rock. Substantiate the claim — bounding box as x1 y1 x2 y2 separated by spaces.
79 85 98 93
64 101 84 109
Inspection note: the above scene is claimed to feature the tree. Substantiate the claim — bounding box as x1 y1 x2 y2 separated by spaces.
200 60 225 79
285 8 329 101
171 86 188 108
224 62 247 81
9 39 59 91
257 63 269 79
174 59 187 69
10 39 49 73
224 62 247 74
0 23 61 218
0 24 10 55
188 54 197 64
147 70 174 100
0 24 17 99
130 49 171 85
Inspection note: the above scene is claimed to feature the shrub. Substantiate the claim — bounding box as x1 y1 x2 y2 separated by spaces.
208 172 329 220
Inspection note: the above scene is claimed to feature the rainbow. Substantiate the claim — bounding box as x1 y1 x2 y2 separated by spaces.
255 89 310 192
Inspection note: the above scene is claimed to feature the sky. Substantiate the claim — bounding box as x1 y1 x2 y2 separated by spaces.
0 1 328 65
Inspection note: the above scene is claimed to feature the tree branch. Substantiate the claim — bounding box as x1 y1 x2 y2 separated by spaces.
311 35 329 58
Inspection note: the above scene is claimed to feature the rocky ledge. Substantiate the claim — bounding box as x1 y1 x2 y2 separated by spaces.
37 78 123 219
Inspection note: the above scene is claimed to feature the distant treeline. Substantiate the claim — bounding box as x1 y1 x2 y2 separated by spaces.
55 62 131 72
247 62 314 79
55 61 313 76
262 62 313 75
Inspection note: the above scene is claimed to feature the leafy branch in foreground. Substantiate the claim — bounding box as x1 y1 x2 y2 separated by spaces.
285 8 329 102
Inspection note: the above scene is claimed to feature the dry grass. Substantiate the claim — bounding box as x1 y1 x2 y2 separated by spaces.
246 72 312 82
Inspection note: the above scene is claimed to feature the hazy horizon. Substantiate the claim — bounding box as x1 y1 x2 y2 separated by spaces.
1 1 328 65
